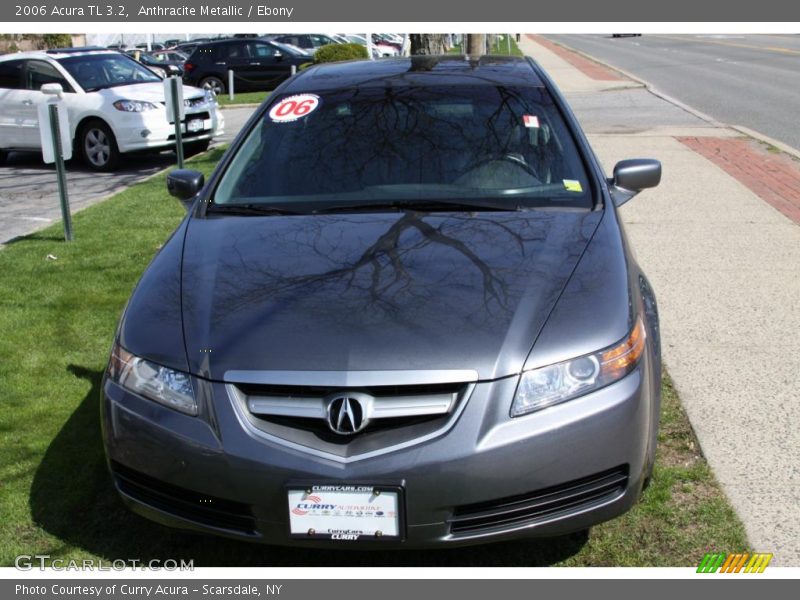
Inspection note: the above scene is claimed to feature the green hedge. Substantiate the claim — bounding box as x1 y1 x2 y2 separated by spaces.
313 43 369 64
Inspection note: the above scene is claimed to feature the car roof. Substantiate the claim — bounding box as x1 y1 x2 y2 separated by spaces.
281 55 544 93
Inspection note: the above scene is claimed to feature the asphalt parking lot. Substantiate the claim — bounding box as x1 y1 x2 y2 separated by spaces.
0 106 255 245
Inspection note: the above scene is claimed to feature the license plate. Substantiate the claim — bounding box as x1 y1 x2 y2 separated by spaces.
187 119 204 133
287 485 401 541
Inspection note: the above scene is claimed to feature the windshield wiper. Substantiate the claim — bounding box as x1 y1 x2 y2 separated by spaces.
206 203 307 216
312 198 524 214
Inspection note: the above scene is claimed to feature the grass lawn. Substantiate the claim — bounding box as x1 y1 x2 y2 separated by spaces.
490 35 524 57
450 34 523 57
215 91 271 106
0 151 747 566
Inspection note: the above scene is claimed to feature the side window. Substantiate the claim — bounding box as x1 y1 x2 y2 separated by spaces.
224 43 249 59
280 36 301 48
309 35 333 48
24 60 74 93
0 59 24 89
249 43 278 58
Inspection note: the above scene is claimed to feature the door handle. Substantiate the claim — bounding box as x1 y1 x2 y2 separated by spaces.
22 100 33 106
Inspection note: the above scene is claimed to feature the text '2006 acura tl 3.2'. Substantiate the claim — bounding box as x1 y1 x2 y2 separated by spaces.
102 55 663 547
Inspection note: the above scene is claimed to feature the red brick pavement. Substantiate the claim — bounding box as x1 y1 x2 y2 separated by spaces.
678 136 800 225
528 35 625 81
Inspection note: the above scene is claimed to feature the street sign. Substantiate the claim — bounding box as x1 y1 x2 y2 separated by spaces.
38 100 72 163
164 76 185 168
38 83 73 241
163 76 185 123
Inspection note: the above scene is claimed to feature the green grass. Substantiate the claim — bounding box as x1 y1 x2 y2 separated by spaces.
449 34 523 57
215 91 270 106
490 35 524 57
0 156 747 566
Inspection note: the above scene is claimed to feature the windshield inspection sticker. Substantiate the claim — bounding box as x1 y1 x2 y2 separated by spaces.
269 94 320 122
523 115 540 128
563 179 583 192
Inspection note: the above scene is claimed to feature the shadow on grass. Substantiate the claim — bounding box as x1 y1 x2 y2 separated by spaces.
30 365 588 566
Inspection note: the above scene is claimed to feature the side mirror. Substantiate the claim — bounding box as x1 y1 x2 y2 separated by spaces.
274 50 283 60
609 159 661 206
41 83 64 98
167 169 204 209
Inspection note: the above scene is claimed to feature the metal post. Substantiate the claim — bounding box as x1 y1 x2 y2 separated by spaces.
507 34 511 55
48 103 72 241
291 64 297 76
228 69 234 101
366 32 374 60
170 77 184 169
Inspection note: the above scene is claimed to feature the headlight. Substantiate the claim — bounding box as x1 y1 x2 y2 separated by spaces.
511 317 646 417
108 343 197 416
185 96 208 109
113 99 159 113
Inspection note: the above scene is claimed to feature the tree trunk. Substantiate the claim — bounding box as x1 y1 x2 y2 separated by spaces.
409 34 449 55
466 34 487 55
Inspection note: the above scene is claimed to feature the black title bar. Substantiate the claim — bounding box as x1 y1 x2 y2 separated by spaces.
3 0 800 22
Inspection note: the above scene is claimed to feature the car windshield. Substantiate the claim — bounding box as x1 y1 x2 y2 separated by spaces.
214 84 593 211
57 53 161 91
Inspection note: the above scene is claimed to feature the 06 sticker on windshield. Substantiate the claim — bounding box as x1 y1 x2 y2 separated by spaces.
269 94 321 122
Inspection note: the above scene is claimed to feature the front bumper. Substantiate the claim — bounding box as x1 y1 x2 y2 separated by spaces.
101 361 655 548
111 104 225 154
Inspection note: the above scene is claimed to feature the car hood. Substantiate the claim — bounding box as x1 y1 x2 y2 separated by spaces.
97 81 204 101
181 210 602 382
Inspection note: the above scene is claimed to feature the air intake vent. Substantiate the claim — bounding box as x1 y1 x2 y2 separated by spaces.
111 461 256 535
450 465 629 534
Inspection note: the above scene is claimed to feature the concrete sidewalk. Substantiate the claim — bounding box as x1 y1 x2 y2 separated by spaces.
520 35 800 565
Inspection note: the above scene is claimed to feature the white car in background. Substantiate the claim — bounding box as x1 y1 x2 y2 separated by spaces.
0 47 224 171
338 34 400 57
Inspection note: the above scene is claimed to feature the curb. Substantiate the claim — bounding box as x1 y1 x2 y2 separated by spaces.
542 36 800 160
218 103 263 110
728 125 800 162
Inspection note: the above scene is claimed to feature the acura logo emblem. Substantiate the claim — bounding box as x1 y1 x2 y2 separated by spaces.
326 394 370 435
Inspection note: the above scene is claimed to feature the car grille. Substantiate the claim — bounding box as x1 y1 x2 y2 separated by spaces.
449 465 629 534
237 382 463 440
184 110 211 121
111 461 256 535
227 380 474 460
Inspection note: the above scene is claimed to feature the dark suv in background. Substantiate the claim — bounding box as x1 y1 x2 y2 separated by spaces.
183 38 311 94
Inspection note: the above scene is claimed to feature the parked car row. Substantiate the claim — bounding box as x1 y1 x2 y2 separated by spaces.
107 33 407 59
0 47 224 171
0 34 408 171
182 38 311 95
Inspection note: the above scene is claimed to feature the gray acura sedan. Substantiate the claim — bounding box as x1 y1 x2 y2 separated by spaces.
102 55 662 547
